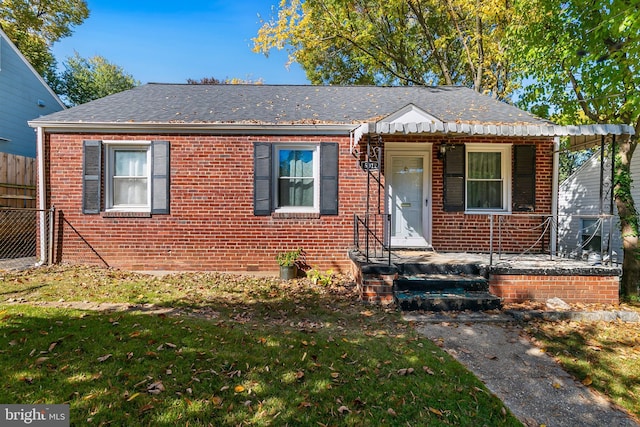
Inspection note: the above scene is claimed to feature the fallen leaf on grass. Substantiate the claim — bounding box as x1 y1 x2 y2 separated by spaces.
396 368 415 376
423 366 435 375
582 376 593 386
337 405 350 414
387 408 397 417
35 356 49 365
147 381 165 394
19 376 33 384
126 392 141 401
429 407 443 416
97 354 112 362
234 385 245 393
139 404 154 414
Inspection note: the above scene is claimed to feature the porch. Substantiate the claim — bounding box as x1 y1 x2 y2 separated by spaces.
349 249 621 310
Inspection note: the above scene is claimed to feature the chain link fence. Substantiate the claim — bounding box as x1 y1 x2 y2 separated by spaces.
0 208 52 271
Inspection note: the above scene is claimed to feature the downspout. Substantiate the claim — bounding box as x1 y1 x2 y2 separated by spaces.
551 137 560 256
35 126 47 267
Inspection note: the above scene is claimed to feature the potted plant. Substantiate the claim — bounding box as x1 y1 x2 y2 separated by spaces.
276 248 301 280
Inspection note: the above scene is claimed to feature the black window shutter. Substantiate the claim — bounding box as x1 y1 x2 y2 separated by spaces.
254 142 272 215
151 140 170 214
82 140 102 214
513 145 536 212
443 145 465 211
320 142 339 215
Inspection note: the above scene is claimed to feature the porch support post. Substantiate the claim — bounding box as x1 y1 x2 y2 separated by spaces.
599 135 605 215
551 137 560 257
610 135 616 263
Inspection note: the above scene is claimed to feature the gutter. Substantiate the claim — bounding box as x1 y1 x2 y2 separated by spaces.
35 126 47 267
27 121 359 135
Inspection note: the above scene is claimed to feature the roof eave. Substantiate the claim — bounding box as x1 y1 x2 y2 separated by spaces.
28 121 360 135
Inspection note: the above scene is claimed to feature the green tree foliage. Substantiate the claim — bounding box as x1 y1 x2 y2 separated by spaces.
510 0 640 297
0 0 89 76
253 0 516 99
56 53 139 106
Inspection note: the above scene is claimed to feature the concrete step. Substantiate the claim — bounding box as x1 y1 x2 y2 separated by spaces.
395 274 488 292
397 262 484 276
394 289 502 312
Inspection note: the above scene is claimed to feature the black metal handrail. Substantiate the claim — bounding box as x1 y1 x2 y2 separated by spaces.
353 213 391 264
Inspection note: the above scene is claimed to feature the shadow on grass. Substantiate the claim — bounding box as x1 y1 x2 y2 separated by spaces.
0 301 521 426
528 321 640 419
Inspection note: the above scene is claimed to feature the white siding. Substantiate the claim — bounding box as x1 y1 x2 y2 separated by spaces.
558 149 640 262
0 30 64 158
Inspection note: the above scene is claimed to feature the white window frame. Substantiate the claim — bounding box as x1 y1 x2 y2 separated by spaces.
465 143 512 213
273 144 320 213
103 140 152 212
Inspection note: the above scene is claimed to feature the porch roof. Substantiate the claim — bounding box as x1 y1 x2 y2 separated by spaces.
351 121 635 147
351 121 635 151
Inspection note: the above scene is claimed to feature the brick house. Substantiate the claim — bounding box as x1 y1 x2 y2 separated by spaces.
29 84 632 303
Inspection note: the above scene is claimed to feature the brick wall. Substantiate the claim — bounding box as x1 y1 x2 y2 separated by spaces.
429 136 554 253
44 132 557 273
489 274 620 304
46 133 368 272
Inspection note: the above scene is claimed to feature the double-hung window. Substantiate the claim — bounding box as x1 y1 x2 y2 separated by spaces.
443 143 534 213
105 142 151 212
82 139 170 215
253 142 338 216
465 144 511 212
276 145 319 211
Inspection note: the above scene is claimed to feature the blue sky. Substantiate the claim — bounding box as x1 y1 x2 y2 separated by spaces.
51 0 309 85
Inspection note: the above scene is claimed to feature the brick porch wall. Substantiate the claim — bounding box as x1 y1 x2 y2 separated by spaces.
489 274 620 304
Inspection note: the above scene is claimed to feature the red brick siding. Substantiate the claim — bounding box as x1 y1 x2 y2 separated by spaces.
46 133 367 272
378 135 554 253
45 132 557 273
489 274 620 304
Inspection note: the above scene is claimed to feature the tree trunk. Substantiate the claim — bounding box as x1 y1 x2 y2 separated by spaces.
615 135 640 298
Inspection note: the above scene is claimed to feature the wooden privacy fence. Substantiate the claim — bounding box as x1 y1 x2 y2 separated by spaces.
0 152 36 208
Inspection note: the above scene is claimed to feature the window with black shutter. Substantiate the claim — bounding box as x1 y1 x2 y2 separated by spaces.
82 140 170 215
253 142 339 216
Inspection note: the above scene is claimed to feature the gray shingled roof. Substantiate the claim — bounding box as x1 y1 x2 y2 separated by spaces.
30 83 550 126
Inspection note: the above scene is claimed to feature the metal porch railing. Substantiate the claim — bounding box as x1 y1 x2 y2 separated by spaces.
489 213 616 266
353 213 391 264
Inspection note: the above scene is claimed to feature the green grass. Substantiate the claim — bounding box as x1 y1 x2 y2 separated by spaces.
0 265 520 426
524 305 640 421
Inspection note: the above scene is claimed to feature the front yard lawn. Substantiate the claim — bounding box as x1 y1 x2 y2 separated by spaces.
525 311 640 421
0 265 519 426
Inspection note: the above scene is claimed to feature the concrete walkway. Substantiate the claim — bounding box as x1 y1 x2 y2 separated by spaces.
405 312 639 427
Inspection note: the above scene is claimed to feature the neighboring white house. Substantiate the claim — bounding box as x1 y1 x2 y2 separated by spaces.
557 145 637 264
0 27 65 158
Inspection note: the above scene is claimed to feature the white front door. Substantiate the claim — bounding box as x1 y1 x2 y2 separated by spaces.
387 151 431 247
